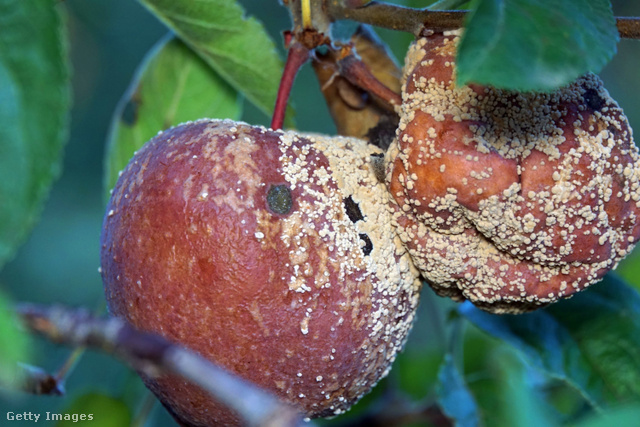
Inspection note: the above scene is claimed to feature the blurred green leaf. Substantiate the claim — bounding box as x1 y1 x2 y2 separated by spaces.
394 350 442 399
461 332 512 426
55 392 131 427
613 250 640 293
137 0 283 118
575 404 640 427
497 350 557 427
460 275 640 409
0 0 70 268
104 35 242 198
457 0 618 91
0 291 30 389
429 0 469 9
437 354 480 427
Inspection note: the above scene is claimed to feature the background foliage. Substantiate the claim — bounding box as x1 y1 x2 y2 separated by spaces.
1 0 640 426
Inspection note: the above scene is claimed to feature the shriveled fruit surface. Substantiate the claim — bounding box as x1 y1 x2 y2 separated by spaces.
101 119 421 425
386 30 640 313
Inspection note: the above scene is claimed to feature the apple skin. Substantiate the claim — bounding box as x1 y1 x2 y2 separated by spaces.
386 31 640 313
101 119 421 425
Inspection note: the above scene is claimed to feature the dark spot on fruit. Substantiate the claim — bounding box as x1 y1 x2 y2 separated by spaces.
583 88 605 112
359 233 373 256
343 196 364 223
267 184 293 215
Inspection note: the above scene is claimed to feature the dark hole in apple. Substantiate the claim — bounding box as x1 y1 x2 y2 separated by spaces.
583 87 605 112
343 196 364 223
267 184 293 215
359 233 373 256
366 114 398 151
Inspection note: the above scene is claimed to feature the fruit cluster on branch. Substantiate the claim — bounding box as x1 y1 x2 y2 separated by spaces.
99 20 640 427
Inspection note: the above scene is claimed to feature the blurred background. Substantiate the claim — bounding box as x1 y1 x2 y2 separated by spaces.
1 0 639 425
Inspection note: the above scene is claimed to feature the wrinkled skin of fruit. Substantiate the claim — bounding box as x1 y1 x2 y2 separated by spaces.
386 30 640 313
101 119 421 425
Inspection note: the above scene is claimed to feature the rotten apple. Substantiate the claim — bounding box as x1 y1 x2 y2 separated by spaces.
101 119 421 425
386 30 640 313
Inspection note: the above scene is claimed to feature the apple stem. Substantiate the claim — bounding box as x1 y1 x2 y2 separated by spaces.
271 41 311 130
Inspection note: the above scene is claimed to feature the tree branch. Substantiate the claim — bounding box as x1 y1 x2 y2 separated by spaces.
325 1 640 39
16 304 307 427
326 1 463 35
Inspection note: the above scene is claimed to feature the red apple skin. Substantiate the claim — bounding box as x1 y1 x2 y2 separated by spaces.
101 119 421 425
386 31 640 313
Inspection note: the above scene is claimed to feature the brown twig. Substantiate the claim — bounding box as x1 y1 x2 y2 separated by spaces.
16 304 307 427
617 17 640 39
326 1 463 35
325 1 640 39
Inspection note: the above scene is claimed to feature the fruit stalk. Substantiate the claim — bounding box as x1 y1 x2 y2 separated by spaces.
271 41 310 130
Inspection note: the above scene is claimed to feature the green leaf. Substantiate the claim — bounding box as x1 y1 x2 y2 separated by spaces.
460 275 640 409
55 392 131 427
137 0 283 118
457 0 618 91
0 290 30 389
394 350 442 399
496 350 557 427
614 251 640 293
0 0 70 268
575 404 640 427
104 35 242 197
437 354 480 427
